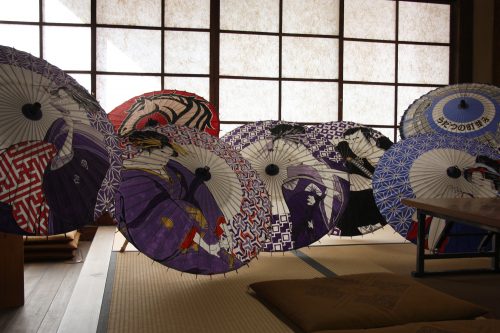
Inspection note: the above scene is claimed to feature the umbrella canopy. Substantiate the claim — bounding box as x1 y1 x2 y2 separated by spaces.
400 83 500 149
372 133 499 253
116 124 271 275
221 120 350 252
0 45 122 235
307 121 393 236
108 89 219 137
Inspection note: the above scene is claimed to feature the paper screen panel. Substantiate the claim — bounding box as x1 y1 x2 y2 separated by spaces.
165 0 210 28
43 26 91 71
344 0 395 40
399 2 450 43
97 0 161 26
220 33 279 77
221 0 279 32
165 31 209 74
283 0 339 35
282 81 338 122
398 45 449 85
343 84 395 126
219 79 279 121
343 41 395 82
43 0 90 23
96 28 161 73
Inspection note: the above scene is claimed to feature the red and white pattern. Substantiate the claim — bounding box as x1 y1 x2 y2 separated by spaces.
0 141 57 235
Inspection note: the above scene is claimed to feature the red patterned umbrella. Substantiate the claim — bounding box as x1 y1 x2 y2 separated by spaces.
108 89 220 137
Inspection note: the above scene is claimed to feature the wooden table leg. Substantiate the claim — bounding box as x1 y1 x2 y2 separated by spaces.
0 232 24 309
412 210 426 277
493 232 500 272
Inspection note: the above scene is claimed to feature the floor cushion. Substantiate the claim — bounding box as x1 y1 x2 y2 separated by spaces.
249 272 488 332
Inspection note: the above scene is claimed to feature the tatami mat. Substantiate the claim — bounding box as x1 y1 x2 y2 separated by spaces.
105 251 323 333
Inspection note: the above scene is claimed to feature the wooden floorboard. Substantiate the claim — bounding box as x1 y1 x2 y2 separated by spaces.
57 227 115 333
0 241 91 333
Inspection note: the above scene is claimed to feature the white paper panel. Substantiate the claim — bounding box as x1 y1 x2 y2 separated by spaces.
343 84 394 125
96 28 161 73
282 81 338 122
221 0 279 32
165 0 210 28
220 34 279 77
372 127 396 143
43 0 90 23
343 41 395 82
398 44 449 85
397 86 437 121
96 75 161 113
43 26 91 71
0 24 39 56
70 74 91 94
219 123 244 137
282 37 338 79
0 0 38 21
97 0 161 26
165 31 209 74
344 0 395 40
219 79 279 121
283 0 339 35
164 77 210 102
399 2 450 43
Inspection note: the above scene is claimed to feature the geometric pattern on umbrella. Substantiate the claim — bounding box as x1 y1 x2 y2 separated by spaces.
307 121 392 236
116 124 271 275
221 120 350 252
400 83 500 149
108 89 220 137
0 141 56 234
373 133 500 253
0 45 122 235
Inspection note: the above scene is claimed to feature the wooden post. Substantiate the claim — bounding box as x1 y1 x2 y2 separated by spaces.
0 232 24 309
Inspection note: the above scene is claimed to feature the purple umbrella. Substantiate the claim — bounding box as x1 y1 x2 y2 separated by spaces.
116 124 271 275
221 120 350 252
0 45 122 235
307 121 393 236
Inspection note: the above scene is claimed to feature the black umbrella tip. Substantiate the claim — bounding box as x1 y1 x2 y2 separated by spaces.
22 102 43 120
446 166 462 179
195 166 211 181
265 163 280 176
458 99 468 109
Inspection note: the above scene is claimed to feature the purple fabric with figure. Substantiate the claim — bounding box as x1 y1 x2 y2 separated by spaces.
0 45 122 235
221 120 350 252
117 124 271 275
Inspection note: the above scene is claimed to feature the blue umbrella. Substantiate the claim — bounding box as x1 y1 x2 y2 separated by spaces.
373 133 499 253
400 83 500 149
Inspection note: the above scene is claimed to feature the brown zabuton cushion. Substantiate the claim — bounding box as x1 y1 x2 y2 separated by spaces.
249 273 488 332
314 319 500 333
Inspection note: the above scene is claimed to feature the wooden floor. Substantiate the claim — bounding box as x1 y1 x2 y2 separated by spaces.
0 242 91 333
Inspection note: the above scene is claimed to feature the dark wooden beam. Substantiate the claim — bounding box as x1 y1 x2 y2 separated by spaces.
450 0 474 83
493 0 500 85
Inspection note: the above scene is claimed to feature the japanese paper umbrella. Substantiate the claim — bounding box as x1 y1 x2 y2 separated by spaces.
108 89 219 137
221 120 350 252
0 45 122 235
400 83 500 149
372 133 499 253
307 121 393 236
115 124 271 275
